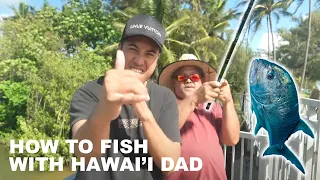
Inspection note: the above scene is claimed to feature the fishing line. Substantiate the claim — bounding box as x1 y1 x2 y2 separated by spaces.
205 0 256 110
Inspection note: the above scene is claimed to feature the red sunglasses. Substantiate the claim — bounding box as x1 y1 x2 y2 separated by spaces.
176 73 201 82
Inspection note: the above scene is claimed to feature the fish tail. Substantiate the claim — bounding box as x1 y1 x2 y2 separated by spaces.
263 144 305 174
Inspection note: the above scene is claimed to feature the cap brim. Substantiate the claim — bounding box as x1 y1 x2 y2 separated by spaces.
121 33 163 52
158 60 217 92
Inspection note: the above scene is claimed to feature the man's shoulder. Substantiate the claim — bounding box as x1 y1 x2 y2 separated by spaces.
71 76 104 101
80 76 104 90
147 81 177 113
76 76 104 93
147 80 175 97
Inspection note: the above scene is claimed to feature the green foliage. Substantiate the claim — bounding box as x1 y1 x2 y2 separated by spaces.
2 116 72 170
106 0 240 80
0 47 111 170
225 47 255 94
25 45 110 138
277 10 320 84
0 58 37 82
0 7 62 61
54 0 121 52
0 81 30 130
0 1 113 170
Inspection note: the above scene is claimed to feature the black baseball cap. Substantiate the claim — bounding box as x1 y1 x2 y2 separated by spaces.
121 14 166 52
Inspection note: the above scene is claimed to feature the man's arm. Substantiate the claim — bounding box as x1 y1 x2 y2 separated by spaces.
132 90 181 176
69 81 124 163
72 99 113 162
216 80 240 146
141 112 181 176
219 100 240 146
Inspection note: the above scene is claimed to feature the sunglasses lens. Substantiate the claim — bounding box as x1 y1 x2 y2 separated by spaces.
177 74 200 82
190 74 200 81
177 75 188 82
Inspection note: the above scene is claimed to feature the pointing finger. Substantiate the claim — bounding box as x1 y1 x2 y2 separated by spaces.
208 81 222 88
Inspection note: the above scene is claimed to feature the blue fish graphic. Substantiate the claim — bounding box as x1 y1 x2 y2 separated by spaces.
248 58 314 174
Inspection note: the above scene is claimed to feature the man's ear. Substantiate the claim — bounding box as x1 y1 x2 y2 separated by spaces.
156 53 161 61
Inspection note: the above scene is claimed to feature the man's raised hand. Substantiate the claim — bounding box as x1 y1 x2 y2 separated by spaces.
191 81 221 105
100 50 149 120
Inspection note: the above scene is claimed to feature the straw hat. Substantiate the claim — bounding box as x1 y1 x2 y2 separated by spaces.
158 54 217 92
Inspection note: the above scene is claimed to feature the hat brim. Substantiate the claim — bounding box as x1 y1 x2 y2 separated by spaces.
121 33 163 52
158 60 217 92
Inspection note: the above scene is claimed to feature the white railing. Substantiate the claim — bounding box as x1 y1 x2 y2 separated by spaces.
224 97 320 180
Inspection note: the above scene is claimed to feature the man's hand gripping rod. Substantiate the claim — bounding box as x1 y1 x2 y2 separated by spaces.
205 0 255 110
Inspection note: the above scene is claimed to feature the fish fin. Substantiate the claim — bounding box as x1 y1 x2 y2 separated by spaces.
263 144 305 174
292 120 314 139
254 123 262 135
250 104 254 114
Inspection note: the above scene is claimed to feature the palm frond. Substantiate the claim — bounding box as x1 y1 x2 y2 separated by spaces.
272 11 280 24
279 10 297 21
235 0 249 9
251 10 266 33
113 22 125 31
191 47 201 60
103 43 119 54
154 0 173 23
217 0 227 11
292 0 305 14
271 1 286 10
166 38 191 48
113 10 132 18
166 15 190 37
124 7 139 15
209 52 218 62
9 5 21 19
198 27 209 37
139 0 155 15
254 4 267 10
160 45 176 65
213 21 229 31
224 9 240 21
218 0 223 8
191 36 224 47
19 3 28 18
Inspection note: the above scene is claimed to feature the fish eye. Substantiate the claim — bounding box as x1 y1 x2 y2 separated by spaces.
267 71 275 80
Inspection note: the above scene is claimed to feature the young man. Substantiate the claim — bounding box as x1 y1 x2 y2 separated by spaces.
69 14 181 180
158 54 240 180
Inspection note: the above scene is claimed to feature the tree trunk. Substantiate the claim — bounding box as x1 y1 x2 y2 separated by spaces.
246 20 251 54
267 16 270 59
300 0 312 92
198 0 202 12
268 14 276 61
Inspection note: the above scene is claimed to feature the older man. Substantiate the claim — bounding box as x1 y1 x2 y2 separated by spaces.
158 54 240 180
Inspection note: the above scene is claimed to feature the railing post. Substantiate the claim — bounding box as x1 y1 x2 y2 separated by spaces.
227 97 320 180
315 108 320 180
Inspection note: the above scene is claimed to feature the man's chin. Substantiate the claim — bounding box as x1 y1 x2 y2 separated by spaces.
183 89 195 93
182 91 194 97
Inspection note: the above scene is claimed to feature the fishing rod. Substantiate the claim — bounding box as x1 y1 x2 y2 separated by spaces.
205 0 256 110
